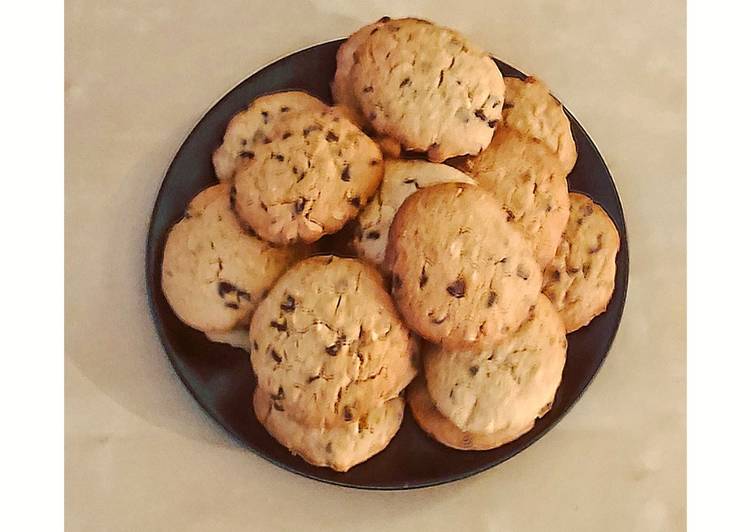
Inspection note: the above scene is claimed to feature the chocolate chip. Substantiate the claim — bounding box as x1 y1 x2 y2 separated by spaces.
446 278 466 298
545 204 552 212
403 178 416 184
378 16 391 22
487 120 498 128
326 131 339 142
343 406 353 422
262 136 272 144
229 186 237 209
363 86 374 93
533 182 538 193
282 132 292 140
504 208 515 222
294 197 306 214
224 302 239 309
438 70 444 87
348 196 361 208
271 386 285 401
502 102 514 110
270 349 282 363
551 269 561 281
307 375 320 383
280 295 296 312
341 165 351 181
582 204 594 216
240 138 247 146
218 281 237 297
272 401 284 412
280 106 290 112
474 109 487 121
400 78 411 88
303 124 322 137
365 230 380 240
469 365 479 376
589 234 604 254
260 201 268 211
370 159 380 166
325 342 340 356
253 341 259 350
274 153 284 162
582 263 591 277
270 320 287 332
567 267 580 274
370 27 379 35
239 150 255 159
261 111 269 124
419 266 428 288
325 442 333 453
487 291 497 307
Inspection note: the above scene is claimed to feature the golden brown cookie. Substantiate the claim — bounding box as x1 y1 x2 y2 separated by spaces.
463 126 570 267
254 387 404 472
424 294 566 434
250 256 418 428
386 183 542 349
542 192 620 332
161 184 302 332
408 377 532 451
233 108 384 245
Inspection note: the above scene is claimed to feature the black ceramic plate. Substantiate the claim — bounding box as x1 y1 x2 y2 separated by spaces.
146 40 629 490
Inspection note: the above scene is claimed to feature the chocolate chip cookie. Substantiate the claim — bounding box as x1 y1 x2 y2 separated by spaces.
408 377 532 451
212 91 328 182
254 387 404 472
462 126 570 267
350 18 505 162
161 184 303 332
352 159 476 270
250 256 418 428
542 192 620 332
232 108 384 245
503 76 577 174
386 183 542 349
424 294 566 434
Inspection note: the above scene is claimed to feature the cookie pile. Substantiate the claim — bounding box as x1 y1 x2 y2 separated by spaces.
161 17 620 471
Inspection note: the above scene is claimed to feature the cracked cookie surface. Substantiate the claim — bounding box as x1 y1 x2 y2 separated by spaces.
542 192 620 332
424 294 566 434
352 159 475 270
386 183 542 349
408 376 532 450
463 126 570 268
233 108 384 245
350 18 505 162
250 256 417 428
254 387 403 472
503 77 577 174
212 91 328 182
161 184 303 332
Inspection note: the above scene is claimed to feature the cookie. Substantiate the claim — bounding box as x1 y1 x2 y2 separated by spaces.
350 18 505 162
408 377 532 451
386 183 542 349
254 387 404 472
212 91 328 182
542 192 620 332
352 159 476 270
250 256 418 427
463 126 570 267
424 294 566 434
205 328 252 351
502 77 577 174
161 184 303 332
331 17 392 128
233 108 384 245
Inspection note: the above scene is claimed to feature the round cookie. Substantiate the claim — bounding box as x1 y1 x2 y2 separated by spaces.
503 76 577 174
161 184 303 332
408 377 532 451
331 17 392 128
250 256 418 428
233 108 384 245
386 183 542 349
350 18 505 162
542 192 620 332
352 159 476 270
424 294 567 434
463 126 570 267
212 91 328 182
254 387 404 472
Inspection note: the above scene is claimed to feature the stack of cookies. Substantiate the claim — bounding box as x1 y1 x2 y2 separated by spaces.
161 16 620 471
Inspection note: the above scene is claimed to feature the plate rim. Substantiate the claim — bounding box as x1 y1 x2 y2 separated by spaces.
145 38 630 491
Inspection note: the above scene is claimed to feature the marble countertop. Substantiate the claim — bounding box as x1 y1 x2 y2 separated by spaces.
65 1 686 530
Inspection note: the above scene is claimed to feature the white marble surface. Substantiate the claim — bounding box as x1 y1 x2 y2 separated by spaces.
65 1 686 530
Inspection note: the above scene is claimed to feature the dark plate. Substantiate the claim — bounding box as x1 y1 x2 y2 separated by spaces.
146 40 629 490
